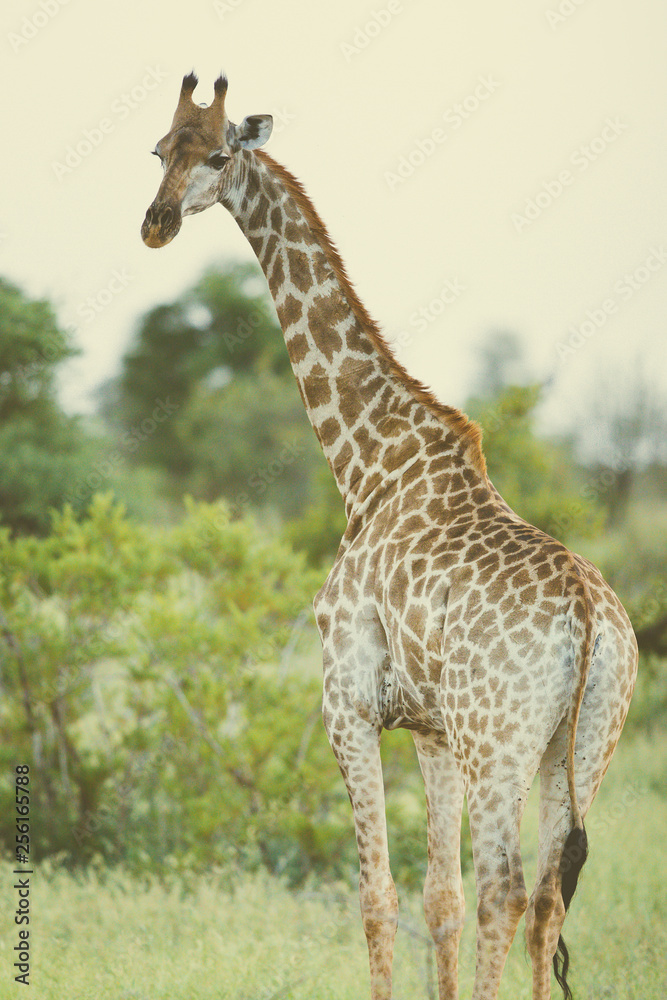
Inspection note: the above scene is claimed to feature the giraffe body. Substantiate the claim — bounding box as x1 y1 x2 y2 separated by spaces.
141 74 638 1000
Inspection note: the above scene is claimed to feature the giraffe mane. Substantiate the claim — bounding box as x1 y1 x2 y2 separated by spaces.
255 149 486 476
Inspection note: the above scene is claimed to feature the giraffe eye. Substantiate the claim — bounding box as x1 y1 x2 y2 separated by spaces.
208 151 231 170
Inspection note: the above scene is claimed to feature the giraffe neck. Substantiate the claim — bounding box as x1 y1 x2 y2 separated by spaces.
222 149 484 509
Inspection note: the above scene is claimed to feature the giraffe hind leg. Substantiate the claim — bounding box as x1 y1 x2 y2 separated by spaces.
526 719 589 1000
467 782 530 1000
553 825 589 999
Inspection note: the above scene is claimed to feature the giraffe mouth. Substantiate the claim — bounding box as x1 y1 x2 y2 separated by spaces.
141 202 182 248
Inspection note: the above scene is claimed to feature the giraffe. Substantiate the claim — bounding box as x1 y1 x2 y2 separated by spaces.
141 73 638 1000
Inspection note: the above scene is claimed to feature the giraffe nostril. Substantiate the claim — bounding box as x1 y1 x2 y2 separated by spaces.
143 203 179 234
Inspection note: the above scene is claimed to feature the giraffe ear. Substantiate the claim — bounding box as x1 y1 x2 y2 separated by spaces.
228 114 273 151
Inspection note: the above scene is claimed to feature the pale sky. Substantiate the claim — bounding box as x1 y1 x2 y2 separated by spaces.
2 0 666 444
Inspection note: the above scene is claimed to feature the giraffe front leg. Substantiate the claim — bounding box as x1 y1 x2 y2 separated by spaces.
323 699 398 1000
413 731 466 1000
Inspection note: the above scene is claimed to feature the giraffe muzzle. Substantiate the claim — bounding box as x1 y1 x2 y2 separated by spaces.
141 202 182 248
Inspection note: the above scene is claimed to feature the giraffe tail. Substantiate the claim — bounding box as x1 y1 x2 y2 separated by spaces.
553 562 595 1000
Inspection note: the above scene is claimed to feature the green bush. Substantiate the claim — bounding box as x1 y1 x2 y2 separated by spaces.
0 495 442 887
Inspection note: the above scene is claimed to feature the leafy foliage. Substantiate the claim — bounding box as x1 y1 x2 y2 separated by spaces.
1 268 665 898
175 371 318 515
0 277 92 535
0 496 435 887
101 262 324 513
286 464 347 566
468 383 605 543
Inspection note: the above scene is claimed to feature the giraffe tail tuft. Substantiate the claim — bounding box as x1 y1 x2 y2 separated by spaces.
553 824 589 1000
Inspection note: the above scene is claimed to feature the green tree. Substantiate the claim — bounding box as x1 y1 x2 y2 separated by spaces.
174 370 319 516
467 383 604 543
286 464 347 566
473 329 527 398
570 365 667 528
0 494 446 887
0 277 91 535
102 261 324 514
0 498 317 879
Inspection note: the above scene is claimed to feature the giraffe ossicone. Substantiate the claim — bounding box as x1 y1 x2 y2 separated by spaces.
142 74 638 1000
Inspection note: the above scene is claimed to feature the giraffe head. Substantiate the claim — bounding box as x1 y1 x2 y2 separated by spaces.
141 73 273 248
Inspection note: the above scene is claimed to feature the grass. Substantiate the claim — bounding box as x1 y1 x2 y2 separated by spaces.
0 732 665 1000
